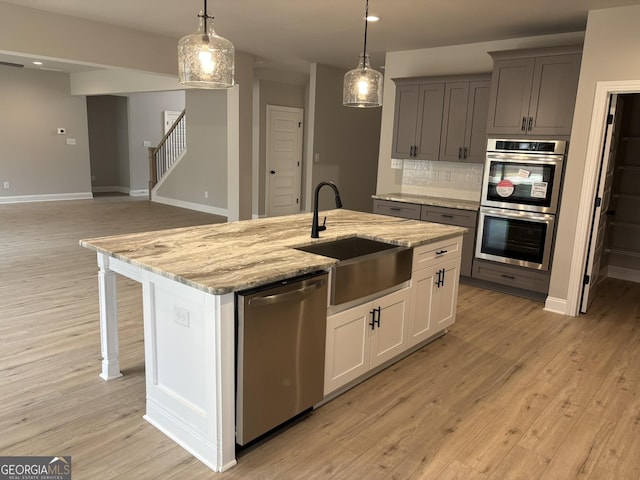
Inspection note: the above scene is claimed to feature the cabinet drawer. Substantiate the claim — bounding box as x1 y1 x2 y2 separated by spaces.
413 236 462 271
373 199 421 220
472 260 550 293
420 205 478 228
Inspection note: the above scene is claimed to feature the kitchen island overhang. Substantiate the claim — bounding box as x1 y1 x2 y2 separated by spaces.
80 209 466 472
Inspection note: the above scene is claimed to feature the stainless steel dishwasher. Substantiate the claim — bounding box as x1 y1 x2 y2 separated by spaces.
235 271 328 446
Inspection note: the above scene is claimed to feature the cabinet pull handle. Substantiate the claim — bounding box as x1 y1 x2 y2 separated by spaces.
441 268 446 287
369 307 381 330
390 207 401 211
440 214 454 219
528 117 533 132
500 274 516 280
436 268 445 288
435 249 448 255
435 269 442 287
521 116 527 132
413 145 417 157
458 147 462 159
463 147 468 159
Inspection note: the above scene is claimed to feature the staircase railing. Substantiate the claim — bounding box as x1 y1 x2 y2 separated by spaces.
148 110 186 196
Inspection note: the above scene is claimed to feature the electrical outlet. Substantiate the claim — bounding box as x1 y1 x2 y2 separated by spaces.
174 306 190 327
143 140 152 147
204 191 209 199
3 181 9 189
66 138 76 145
391 158 403 170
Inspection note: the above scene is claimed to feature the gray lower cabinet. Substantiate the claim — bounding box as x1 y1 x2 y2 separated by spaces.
420 205 477 277
472 259 550 293
373 199 477 277
486 47 582 137
373 199 421 220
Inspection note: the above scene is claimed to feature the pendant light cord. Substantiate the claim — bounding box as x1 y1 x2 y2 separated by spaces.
199 0 214 34
362 0 369 65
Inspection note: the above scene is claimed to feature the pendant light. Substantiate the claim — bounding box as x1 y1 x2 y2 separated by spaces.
178 0 235 89
343 0 383 107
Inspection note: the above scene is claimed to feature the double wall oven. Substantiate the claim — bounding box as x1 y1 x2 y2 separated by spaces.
476 139 567 271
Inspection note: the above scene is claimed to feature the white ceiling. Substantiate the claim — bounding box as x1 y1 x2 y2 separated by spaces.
2 0 640 75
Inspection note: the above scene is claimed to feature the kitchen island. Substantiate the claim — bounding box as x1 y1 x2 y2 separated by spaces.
80 208 466 472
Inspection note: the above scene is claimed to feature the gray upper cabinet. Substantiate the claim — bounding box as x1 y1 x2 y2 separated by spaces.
392 83 445 160
486 46 582 137
439 79 490 163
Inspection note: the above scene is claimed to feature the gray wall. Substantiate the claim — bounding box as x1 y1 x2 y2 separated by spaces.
0 2 177 76
127 91 185 192
310 64 382 213
87 95 129 190
0 65 91 199
156 89 228 211
550 4 640 302
256 80 306 216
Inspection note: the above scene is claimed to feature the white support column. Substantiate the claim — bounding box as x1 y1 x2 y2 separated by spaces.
97 252 122 380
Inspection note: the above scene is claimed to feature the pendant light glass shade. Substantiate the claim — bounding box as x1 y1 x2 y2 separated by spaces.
343 0 383 108
178 7 234 89
343 54 383 107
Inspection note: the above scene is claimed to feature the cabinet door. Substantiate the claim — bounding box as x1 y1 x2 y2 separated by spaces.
432 258 460 331
463 80 490 163
407 265 437 347
439 82 470 162
486 58 534 135
370 288 410 369
324 303 371 394
392 85 420 159
528 54 581 136
414 83 445 161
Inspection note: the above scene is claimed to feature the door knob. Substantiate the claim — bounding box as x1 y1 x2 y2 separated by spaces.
270 170 276 174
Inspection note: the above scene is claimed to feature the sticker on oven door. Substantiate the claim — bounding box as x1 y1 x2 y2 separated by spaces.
496 179 515 197
517 168 531 178
531 181 548 198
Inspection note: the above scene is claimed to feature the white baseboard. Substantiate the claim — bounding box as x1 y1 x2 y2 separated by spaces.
607 265 640 283
153 194 227 217
544 296 570 316
92 186 120 193
0 192 93 204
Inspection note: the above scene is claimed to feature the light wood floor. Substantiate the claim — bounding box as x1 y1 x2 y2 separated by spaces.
1 197 639 479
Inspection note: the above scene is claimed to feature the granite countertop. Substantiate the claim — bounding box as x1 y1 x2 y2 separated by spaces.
373 193 480 211
81 209 466 295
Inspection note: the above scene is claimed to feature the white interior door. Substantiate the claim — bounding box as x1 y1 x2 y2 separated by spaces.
580 95 623 313
266 105 303 217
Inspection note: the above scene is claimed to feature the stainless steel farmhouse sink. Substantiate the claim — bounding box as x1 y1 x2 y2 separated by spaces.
294 237 413 305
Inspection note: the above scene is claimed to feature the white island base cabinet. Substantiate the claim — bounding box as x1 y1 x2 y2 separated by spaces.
323 236 463 397
95 254 237 473
324 288 410 395
408 255 461 348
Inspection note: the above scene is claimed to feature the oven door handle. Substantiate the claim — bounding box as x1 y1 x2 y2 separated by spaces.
479 207 555 223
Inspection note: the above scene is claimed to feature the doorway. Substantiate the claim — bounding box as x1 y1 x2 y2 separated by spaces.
580 93 640 313
265 105 303 217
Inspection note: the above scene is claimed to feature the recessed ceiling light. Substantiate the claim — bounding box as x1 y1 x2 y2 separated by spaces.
366 15 380 22
32 61 43 65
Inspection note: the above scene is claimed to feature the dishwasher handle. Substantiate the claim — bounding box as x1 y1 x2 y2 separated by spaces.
247 278 327 307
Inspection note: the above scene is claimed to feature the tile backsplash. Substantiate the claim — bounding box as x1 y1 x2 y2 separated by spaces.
400 159 483 201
